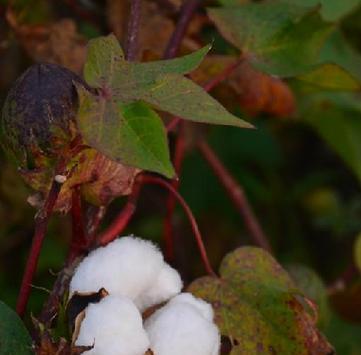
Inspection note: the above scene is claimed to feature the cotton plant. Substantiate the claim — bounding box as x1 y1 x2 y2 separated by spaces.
69 236 220 355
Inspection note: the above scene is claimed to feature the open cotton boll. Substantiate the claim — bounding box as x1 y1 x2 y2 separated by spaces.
69 237 164 300
168 293 214 321
145 293 220 355
134 263 183 311
75 295 150 355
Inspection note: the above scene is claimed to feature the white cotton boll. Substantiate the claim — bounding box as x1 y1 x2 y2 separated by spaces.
69 237 164 300
134 263 183 311
75 295 150 355
168 293 214 321
145 293 220 355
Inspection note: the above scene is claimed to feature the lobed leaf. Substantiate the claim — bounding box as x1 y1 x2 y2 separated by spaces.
188 247 333 354
208 3 334 77
76 85 174 178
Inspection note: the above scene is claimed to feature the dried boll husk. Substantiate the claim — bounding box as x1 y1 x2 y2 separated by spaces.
1 63 139 212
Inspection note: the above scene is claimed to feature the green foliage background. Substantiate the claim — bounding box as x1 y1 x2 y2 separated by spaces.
0 0 360 353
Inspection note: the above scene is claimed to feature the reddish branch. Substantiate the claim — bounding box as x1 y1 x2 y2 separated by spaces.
67 187 87 262
163 0 200 59
16 159 67 317
198 140 272 252
96 178 143 246
126 0 142 61
141 175 216 277
164 123 186 260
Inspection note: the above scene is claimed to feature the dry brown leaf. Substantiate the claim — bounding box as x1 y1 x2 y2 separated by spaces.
191 55 296 118
27 149 140 213
7 9 86 74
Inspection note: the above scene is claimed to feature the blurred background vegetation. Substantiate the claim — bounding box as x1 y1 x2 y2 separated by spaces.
0 0 360 353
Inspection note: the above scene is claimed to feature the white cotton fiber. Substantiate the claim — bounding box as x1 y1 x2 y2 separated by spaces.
69 237 164 300
145 293 220 355
75 295 150 355
134 263 183 311
168 293 214 321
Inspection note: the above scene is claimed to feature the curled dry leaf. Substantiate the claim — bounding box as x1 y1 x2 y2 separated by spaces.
6 8 86 74
35 331 92 355
191 55 296 118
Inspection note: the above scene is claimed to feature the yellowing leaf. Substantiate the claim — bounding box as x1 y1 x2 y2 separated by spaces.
188 247 333 354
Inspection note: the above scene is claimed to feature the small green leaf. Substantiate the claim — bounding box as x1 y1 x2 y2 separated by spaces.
208 3 334 77
84 34 125 88
188 247 333 354
76 86 174 178
296 63 360 90
0 301 33 354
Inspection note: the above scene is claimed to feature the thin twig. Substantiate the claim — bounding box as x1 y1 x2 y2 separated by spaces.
16 159 67 317
96 179 142 246
140 174 216 277
38 257 82 327
126 0 142 61
163 0 200 59
164 122 186 261
198 139 272 252
67 187 87 263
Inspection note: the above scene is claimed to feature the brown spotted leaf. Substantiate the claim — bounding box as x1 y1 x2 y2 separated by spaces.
188 247 334 355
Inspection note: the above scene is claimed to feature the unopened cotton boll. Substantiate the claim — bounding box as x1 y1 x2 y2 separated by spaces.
69 237 164 300
134 264 183 311
75 295 150 355
145 293 220 355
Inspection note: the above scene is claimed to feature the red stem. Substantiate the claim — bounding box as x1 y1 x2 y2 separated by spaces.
96 179 142 246
164 123 186 260
163 0 200 59
140 175 216 277
126 0 142 61
198 140 272 252
16 159 67 317
203 59 242 92
67 187 87 262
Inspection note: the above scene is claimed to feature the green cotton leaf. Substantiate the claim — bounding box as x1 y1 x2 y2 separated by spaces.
84 33 125 88
208 3 334 77
188 247 333 355
76 85 174 178
82 34 250 128
129 73 252 128
302 93 361 183
296 63 360 90
320 30 361 82
0 301 33 354
282 0 361 21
